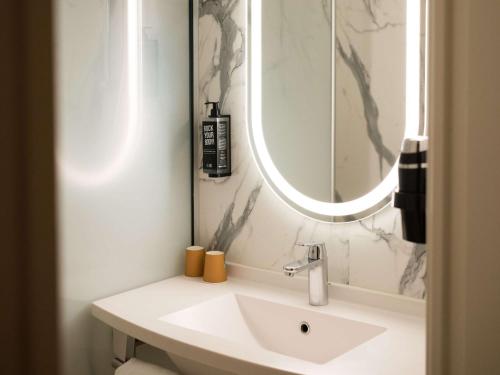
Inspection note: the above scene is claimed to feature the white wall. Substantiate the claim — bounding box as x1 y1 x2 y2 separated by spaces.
55 1 191 374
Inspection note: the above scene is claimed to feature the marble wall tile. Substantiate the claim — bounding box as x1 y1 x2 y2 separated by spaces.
197 0 426 299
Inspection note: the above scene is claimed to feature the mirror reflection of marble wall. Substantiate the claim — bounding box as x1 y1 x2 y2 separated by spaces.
262 0 332 202
335 0 406 202
261 0 409 203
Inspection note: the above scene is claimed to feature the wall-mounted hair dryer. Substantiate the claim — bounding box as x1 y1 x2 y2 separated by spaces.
393 136 428 244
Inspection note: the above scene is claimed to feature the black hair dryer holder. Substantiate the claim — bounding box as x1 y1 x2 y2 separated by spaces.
393 136 428 244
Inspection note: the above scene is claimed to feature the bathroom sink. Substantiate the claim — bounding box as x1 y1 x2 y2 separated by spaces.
160 293 386 364
93 270 425 374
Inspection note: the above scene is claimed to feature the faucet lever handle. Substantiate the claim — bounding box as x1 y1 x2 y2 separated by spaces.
295 241 327 260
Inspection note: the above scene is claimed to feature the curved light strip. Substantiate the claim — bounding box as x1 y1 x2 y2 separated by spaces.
249 0 421 217
59 0 141 187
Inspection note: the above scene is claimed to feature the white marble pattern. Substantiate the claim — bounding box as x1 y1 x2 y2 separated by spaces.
197 0 426 299
335 0 407 200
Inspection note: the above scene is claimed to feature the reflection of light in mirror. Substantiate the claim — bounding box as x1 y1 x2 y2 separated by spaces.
423 0 429 136
249 0 421 218
406 0 421 136
59 0 141 187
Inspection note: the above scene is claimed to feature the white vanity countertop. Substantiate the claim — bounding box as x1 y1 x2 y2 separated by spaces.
92 264 425 375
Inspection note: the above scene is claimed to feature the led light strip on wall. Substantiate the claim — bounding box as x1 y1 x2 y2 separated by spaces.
60 0 142 187
249 0 422 218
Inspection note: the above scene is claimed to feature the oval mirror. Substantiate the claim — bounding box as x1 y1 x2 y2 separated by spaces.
248 0 427 222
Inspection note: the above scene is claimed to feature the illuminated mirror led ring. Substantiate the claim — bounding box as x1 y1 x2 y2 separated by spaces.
59 0 141 187
248 0 421 218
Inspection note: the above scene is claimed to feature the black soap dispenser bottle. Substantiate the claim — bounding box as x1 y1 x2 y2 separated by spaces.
202 101 231 178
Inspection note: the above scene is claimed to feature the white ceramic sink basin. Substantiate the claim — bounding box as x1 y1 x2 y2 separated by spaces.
93 269 425 374
160 293 386 364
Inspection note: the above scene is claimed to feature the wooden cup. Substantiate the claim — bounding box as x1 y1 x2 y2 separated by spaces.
185 246 205 277
203 251 227 283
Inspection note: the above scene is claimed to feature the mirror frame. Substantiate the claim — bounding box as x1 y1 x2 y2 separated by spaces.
247 0 424 222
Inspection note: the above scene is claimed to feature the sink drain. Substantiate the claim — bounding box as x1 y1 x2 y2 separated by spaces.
300 321 310 335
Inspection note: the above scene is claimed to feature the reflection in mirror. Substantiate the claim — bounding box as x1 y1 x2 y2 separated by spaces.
334 0 408 203
262 0 332 202
249 0 427 221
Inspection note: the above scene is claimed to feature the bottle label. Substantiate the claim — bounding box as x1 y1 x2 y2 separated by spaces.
202 117 230 176
203 120 217 172
217 121 228 169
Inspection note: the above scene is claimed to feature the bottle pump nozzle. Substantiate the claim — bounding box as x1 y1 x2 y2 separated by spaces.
205 101 221 118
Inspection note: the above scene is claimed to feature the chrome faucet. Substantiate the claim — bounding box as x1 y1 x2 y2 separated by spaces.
283 242 329 306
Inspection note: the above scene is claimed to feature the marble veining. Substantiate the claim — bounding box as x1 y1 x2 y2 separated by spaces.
336 37 396 177
321 0 332 26
359 217 410 255
199 0 245 108
336 0 404 175
399 244 427 298
208 181 263 253
335 0 406 199
197 0 426 299
353 0 404 32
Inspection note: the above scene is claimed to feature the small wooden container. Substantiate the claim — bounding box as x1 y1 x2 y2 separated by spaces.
203 251 227 283
185 246 205 277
